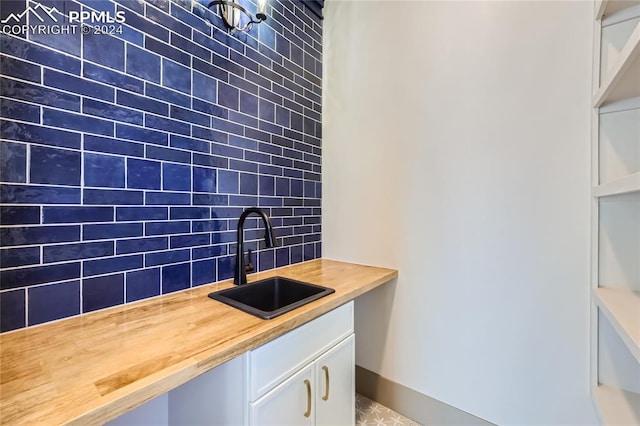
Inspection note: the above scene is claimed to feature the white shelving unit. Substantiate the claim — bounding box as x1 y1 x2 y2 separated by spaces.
591 1 640 424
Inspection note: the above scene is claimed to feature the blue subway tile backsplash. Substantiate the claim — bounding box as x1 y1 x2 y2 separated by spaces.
0 0 322 332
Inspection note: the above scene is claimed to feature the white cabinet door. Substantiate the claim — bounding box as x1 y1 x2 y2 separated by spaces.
251 364 315 426
315 335 355 426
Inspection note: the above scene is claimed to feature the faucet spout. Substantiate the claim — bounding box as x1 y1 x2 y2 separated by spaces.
234 207 277 285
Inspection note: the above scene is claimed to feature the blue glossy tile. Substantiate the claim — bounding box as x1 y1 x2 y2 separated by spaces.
258 249 275 271
170 135 210 155
240 91 259 116
82 274 124 312
0 247 40 268
240 173 258 195
290 245 303 263
116 124 168 146
192 71 217 103
145 191 190 205
193 58 228 82
116 207 167 221
171 2 211 34
28 280 81 325
218 82 239 110
193 153 228 169
259 176 275 196
124 8 169 41
193 167 216 193
117 90 168 115
28 145 80 187
83 189 143 205
83 223 143 240
170 234 210 249
0 98 39 123
162 263 190 293
1 34 81 74
303 243 315 261
43 206 113 223
217 255 234 280
192 31 227 57
212 117 243 135
193 194 228 206
84 135 144 157
0 206 39 225
0 262 81 290
43 69 113 102
170 105 209 126
162 59 191 94
43 241 113 263
114 0 144 15
259 98 275 122
147 145 191 165
116 237 167 255
84 153 125 188
192 219 224 232
169 207 210 220
193 245 226 260
146 83 191 108
83 255 142 276
126 44 161 83
275 247 289 267
0 225 79 247
163 163 191 191
83 33 124 71
291 179 304 197
193 127 228 144
126 268 160 302
1 121 81 150
145 221 190 236
146 38 189 66
84 63 143 94
145 115 190 136
127 158 161 190
192 259 215 286
145 249 190 267
171 33 210 61
0 184 80 204
146 5 190 37
0 142 26 183
218 170 239 194
0 289 25 332
0 55 40 83
1 78 80 112
83 99 142 125
43 109 113 137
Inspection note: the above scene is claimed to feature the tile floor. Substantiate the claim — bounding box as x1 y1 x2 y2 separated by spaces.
355 394 421 426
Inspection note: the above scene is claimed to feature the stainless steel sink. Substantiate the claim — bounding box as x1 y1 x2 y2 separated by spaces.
208 276 335 319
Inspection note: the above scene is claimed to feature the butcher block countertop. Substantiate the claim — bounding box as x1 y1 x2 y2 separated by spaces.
0 259 397 425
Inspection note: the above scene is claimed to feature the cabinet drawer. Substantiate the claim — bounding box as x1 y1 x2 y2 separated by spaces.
248 302 354 401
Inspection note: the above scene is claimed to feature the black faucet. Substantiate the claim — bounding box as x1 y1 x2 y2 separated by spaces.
234 207 277 285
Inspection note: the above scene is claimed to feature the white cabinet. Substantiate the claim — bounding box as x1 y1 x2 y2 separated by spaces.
314 335 355 426
251 363 315 425
250 335 355 426
591 1 640 424
110 302 355 425
248 302 355 425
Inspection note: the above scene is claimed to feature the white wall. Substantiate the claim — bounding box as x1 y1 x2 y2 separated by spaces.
322 1 597 424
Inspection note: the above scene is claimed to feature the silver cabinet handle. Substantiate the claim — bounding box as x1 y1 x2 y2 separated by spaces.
303 379 312 417
321 366 329 401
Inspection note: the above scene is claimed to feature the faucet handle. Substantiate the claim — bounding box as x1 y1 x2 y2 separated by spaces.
245 249 255 273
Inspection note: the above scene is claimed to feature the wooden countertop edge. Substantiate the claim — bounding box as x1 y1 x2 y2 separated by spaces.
57 261 398 425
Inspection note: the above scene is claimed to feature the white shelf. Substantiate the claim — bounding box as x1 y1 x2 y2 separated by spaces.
593 288 640 363
593 172 640 197
593 385 640 425
597 0 640 21
593 21 640 107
